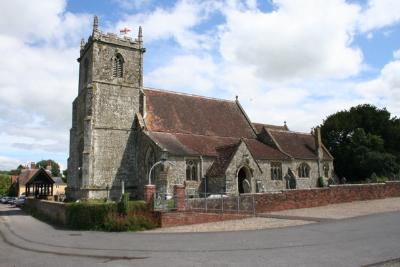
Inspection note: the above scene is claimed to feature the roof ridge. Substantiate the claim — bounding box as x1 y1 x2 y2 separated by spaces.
143 87 236 103
269 129 312 135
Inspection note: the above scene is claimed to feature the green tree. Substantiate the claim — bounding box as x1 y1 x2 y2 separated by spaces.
9 165 24 176
36 159 61 177
320 104 400 182
0 174 11 196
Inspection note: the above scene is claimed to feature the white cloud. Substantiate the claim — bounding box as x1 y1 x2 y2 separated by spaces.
113 0 152 10
146 55 218 93
355 59 400 115
0 0 91 166
358 0 400 33
393 49 400 59
114 0 219 50
0 156 22 171
219 0 363 82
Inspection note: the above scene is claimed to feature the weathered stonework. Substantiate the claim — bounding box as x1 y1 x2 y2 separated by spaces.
67 17 335 201
67 18 144 200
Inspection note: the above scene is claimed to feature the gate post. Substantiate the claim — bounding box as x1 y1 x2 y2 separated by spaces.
144 184 156 206
174 184 186 211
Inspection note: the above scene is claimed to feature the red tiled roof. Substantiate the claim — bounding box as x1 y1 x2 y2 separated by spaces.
144 88 256 138
142 88 333 161
148 132 289 160
253 122 288 133
18 168 53 185
269 130 333 160
148 132 239 156
25 168 54 185
207 143 239 178
18 169 39 185
244 139 290 160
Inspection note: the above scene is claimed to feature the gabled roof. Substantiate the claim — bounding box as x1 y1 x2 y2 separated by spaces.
206 143 239 178
243 139 290 160
18 168 53 185
147 131 290 160
143 88 256 138
18 169 39 185
268 130 333 160
207 140 263 178
25 168 54 186
147 132 240 157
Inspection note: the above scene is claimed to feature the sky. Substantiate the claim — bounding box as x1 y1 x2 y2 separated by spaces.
0 0 399 170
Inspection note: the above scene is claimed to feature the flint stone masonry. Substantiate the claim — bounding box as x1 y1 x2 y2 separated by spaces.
67 17 334 201
67 23 144 200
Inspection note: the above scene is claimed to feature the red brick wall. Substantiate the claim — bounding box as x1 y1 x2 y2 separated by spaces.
157 211 250 228
255 181 400 213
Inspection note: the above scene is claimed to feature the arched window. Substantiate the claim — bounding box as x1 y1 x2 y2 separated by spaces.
298 163 310 178
271 162 282 180
145 147 155 183
186 160 198 181
113 54 123 78
323 163 330 177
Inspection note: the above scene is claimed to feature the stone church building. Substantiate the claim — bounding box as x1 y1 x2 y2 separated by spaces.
67 17 334 200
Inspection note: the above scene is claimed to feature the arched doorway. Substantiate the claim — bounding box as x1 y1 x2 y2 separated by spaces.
238 167 251 194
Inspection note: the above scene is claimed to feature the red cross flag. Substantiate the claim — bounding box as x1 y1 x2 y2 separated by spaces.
120 27 131 35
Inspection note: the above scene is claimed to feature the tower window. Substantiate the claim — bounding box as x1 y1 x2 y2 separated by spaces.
113 54 124 78
298 163 310 178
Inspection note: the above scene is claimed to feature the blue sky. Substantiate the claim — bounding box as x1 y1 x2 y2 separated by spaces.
0 0 399 170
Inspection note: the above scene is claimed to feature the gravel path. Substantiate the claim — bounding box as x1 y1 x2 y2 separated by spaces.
146 217 311 233
269 197 400 219
146 197 400 233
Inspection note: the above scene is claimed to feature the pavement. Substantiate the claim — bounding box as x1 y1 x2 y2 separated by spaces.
0 199 400 266
147 197 400 233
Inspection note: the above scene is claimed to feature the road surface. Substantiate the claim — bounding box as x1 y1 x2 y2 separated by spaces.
0 205 399 267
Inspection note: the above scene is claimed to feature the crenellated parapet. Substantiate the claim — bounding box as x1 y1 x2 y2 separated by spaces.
79 16 144 60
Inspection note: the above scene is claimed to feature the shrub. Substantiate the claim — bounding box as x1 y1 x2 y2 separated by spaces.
377 176 388 183
318 176 327 187
118 193 130 215
103 211 158 232
65 200 152 230
66 202 117 230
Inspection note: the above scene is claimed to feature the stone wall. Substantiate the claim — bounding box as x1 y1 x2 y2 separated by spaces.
25 199 67 225
254 181 400 213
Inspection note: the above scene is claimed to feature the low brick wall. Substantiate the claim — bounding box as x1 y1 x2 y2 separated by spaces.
254 181 400 213
25 198 67 225
157 211 250 228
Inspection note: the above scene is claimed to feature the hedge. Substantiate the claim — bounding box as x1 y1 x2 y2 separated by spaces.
65 200 152 230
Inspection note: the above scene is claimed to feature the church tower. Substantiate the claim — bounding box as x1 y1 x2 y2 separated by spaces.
67 16 145 200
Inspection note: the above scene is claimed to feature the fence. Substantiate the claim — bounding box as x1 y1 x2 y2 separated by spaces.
153 192 175 211
185 193 256 215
